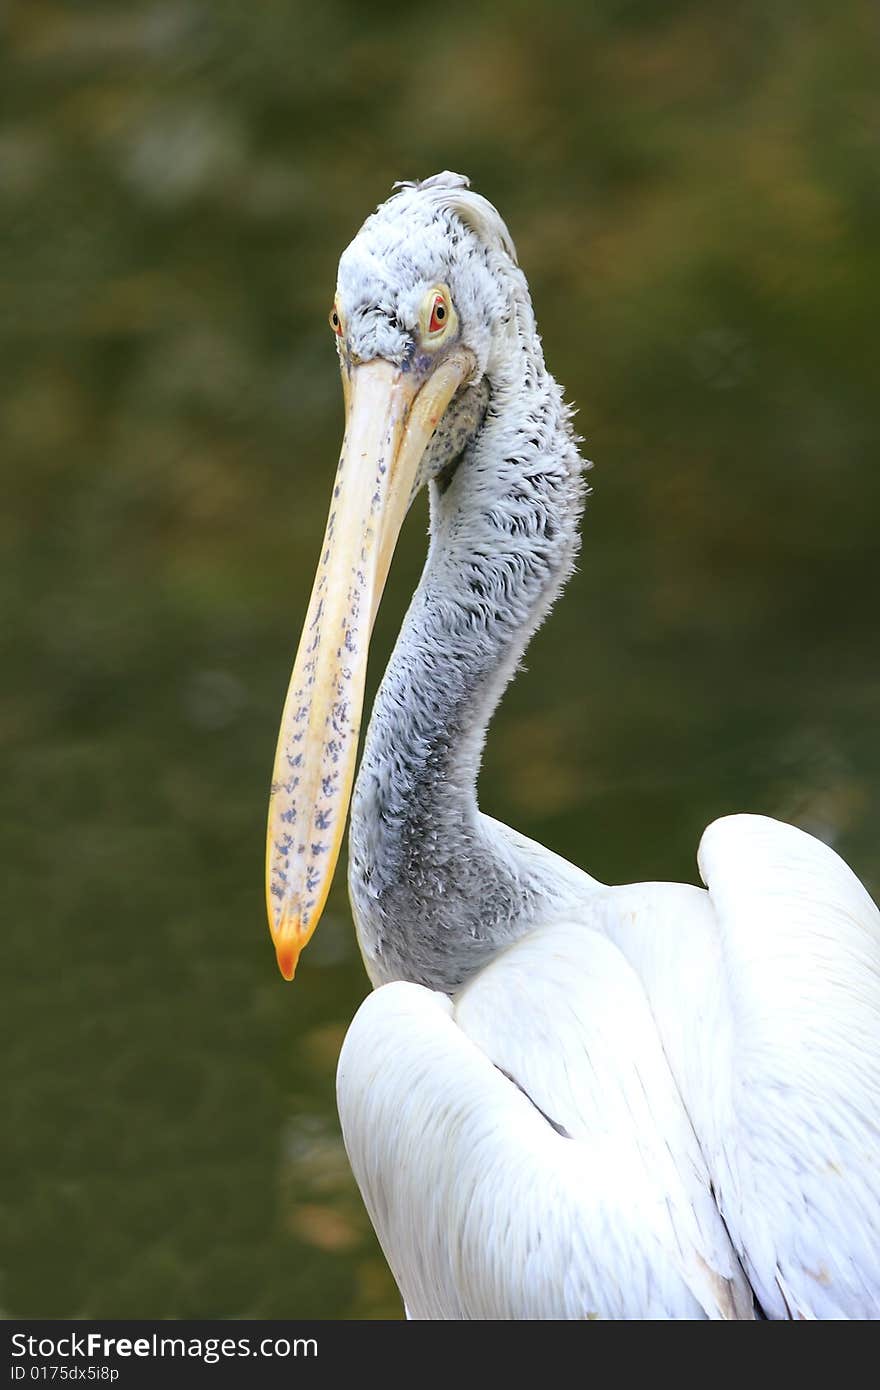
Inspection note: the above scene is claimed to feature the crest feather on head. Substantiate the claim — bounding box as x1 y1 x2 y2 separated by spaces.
390 171 519 266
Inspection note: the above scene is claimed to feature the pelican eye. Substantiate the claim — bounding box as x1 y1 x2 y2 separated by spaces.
419 285 456 344
330 305 343 336
428 295 448 334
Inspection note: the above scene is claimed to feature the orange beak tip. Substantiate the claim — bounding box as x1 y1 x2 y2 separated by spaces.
275 937 300 982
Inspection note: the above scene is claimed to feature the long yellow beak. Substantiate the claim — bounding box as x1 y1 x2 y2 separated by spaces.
266 349 475 979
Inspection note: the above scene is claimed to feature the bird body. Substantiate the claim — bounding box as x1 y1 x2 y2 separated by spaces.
338 926 753 1320
268 173 880 1319
340 813 880 1319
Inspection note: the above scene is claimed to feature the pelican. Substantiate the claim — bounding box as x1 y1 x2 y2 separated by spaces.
266 173 880 1319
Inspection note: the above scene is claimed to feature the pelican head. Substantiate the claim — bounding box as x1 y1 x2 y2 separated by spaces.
267 172 526 979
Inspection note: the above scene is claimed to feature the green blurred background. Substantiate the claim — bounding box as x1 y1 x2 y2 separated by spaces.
3 0 878 1318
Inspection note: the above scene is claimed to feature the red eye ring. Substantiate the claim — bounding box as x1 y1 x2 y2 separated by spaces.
330 306 343 336
428 294 448 334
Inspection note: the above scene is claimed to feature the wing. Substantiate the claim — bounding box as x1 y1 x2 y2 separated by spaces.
336 924 754 1320
601 814 880 1320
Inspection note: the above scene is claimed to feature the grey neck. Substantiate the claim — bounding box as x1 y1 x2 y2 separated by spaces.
349 344 586 994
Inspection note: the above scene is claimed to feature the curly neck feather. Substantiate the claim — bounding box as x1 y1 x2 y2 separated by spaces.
349 311 587 993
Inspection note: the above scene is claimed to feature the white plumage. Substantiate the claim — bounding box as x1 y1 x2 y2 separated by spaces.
268 173 880 1319
339 931 752 1319
338 815 880 1319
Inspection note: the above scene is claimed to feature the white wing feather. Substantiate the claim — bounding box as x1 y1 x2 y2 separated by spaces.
698 814 880 1318
337 925 754 1320
602 814 880 1319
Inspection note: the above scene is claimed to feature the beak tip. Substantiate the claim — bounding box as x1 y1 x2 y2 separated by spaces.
275 936 300 982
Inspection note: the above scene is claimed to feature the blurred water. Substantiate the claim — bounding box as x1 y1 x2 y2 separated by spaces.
2 0 879 1318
